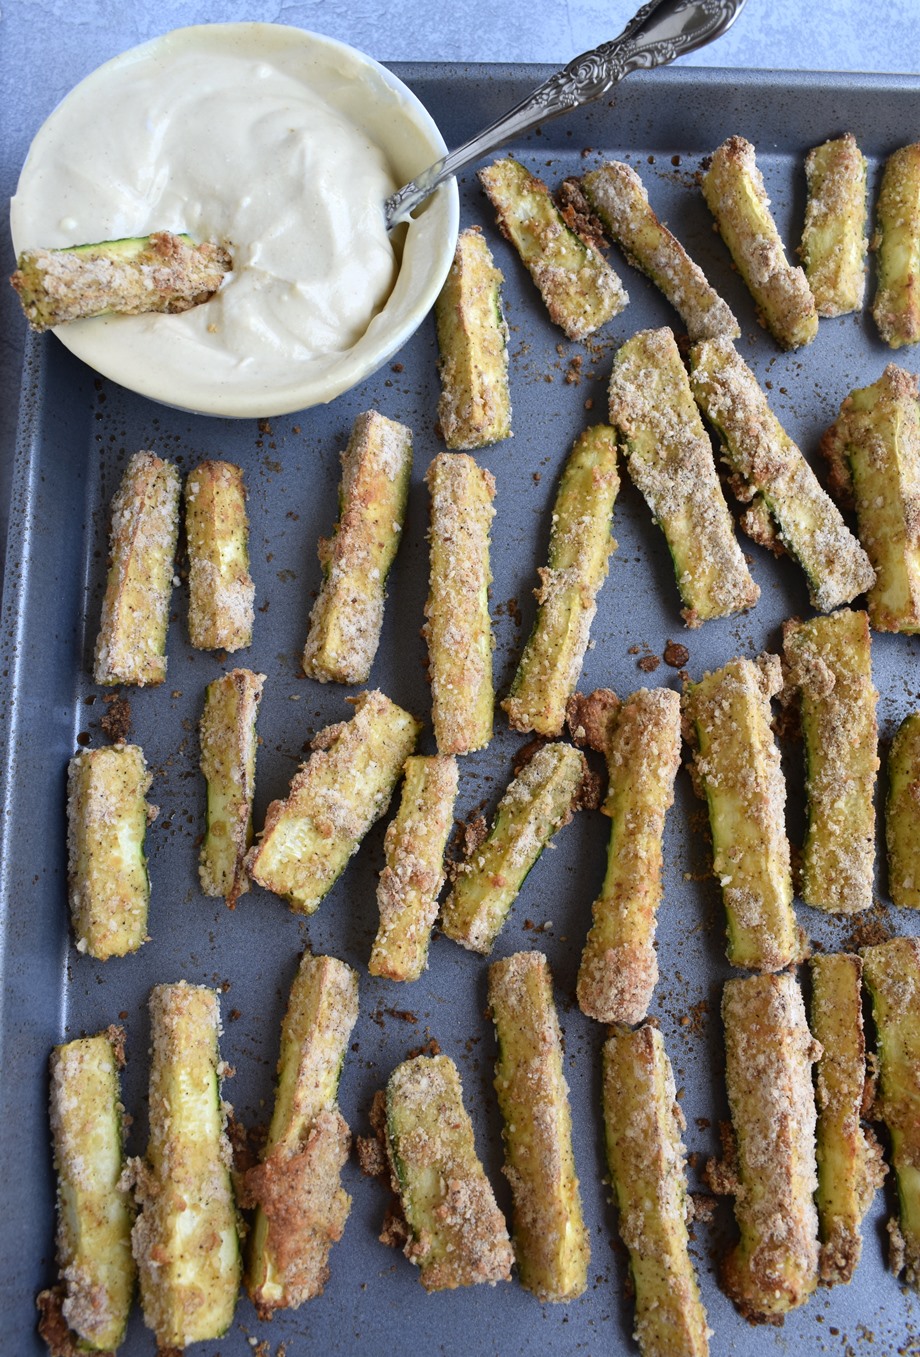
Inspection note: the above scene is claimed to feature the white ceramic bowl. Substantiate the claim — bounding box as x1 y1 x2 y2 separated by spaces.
10 24 459 418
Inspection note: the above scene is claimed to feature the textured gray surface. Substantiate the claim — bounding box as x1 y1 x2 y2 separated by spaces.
4 60 920 1357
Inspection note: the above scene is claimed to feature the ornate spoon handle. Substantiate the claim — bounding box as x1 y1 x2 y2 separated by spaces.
385 0 747 227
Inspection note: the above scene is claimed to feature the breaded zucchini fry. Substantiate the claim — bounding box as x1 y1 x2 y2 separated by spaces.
800 134 868 316
709 974 821 1321
440 741 586 954
502 425 619 735
577 687 681 1025
689 337 875 612
66 743 155 959
583 160 739 340
199 668 265 906
185 460 254 652
10 231 231 331
479 156 628 339
782 609 878 914
131 983 240 1348
384 1053 513 1290
872 143 920 349
701 135 818 349
245 954 359 1316
369 754 459 982
488 951 589 1301
862 937 920 1285
888 710 920 908
303 411 412 684
93 451 181 686
43 1029 134 1353
602 1023 710 1357
246 690 420 914
821 364 920 632
608 328 759 625
810 952 885 1284
435 226 512 449
683 655 802 972
424 453 495 755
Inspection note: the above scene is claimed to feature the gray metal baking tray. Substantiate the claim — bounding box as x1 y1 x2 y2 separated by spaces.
3 61 920 1356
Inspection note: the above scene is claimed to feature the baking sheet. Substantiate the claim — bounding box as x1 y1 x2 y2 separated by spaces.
3 62 920 1356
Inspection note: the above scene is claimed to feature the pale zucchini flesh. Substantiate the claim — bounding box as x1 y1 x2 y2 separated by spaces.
887 710 920 907
198 668 265 906
185 459 255 652
800 134 868 317
872 143 920 349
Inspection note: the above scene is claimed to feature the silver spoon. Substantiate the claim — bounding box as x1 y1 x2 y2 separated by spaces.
385 0 747 228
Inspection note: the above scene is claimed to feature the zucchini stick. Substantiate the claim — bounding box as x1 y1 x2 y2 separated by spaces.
479 156 628 339
709 974 821 1322
682 655 802 972
131 983 240 1348
862 937 920 1285
435 226 512 449
10 231 231 331
608 327 759 625
887 710 920 908
384 1053 513 1290
424 453 496 754
369 754 459 981
701 135 818 349
245 689 421 914
689 337 875 613
303 410 412 684
782 609 878 914
66 743 155 959
583 160 739 340
502 425 619 735
810 953 885 1284
245 954 359 1316
872 143 920 349
93 451 181 686
185 460 254 652
602 1024 710 1357
440 741 586 954
800 134 868 317
488 951 589 1302
199 668 265 906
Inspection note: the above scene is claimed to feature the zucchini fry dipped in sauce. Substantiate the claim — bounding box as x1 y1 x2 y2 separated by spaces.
683 655 803 973
701 135 818 350
185 460 254 652
602 1024 710 1357
782 610 879 914
862 937 920 1286
488 951 589 1301
810 953 885 1285
10 231 231 331
67 743 155 959
369 754 458 982
38 1029 134 1354
303 410 412 684
706 974 821 1322
689 337 875 613
582 160 739 340
479 156 628 339
502 425 619 736
93 451 181 686
799 134 869 316
577 687 681 1025
424 453 496 754
383 1053 513 1290
244 954 359 1316
441 741 586 954
131 983 240 1349
872 143 920 349
199 668 265 906
888 710 920 908
821 364 920 632
246 690 420 915
435 226 512 449
608 328 759 625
